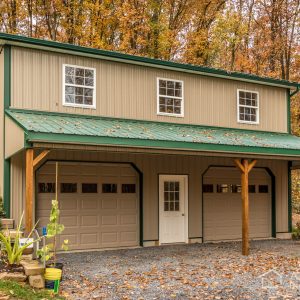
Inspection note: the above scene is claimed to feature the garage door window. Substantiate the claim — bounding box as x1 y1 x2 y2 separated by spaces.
38 183 55 193
203 184 213 193
231 184 241 193
61 183 77 193
259 185 268 193
102 183 117 193
82 183 97 193
217 184 229 193
122 184 136 193
249 185 256 193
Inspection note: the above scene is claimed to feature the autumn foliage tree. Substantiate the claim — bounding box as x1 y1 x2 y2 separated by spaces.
1 0 300 211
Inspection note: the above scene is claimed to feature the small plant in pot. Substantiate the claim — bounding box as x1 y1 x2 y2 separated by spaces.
37 199 68 273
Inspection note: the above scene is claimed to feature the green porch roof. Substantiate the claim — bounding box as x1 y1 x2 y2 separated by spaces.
5 109 300 157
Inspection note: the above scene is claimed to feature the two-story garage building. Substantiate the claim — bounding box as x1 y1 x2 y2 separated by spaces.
1 33 300 252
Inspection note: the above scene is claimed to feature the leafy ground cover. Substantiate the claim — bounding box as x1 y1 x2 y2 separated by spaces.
0 280 65 300
59 240 300 300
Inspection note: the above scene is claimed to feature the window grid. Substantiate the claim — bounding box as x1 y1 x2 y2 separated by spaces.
238 90 259 124
157 78 183 117
164 181 180 211
63 65 96 108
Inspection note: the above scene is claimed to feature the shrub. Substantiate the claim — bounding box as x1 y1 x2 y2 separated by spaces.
292 222 300 240
0 212 39 265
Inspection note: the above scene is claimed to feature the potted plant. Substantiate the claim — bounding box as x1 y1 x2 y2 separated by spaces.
37 199 68 272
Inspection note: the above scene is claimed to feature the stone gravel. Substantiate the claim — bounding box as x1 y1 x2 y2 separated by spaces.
59 240 300 299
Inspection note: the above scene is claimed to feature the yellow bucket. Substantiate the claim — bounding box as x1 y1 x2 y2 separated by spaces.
45 268 62 293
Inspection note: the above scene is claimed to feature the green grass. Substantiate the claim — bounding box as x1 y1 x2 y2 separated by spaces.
0 280 65 300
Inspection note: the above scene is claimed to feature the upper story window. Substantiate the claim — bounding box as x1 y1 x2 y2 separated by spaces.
157 78 184 117
237 89 259 124
63 64 96 108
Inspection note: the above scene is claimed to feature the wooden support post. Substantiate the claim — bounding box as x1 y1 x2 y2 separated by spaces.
25 148 34 233
234 158 257 256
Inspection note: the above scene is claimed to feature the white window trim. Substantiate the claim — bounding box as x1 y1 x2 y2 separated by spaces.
157 77 184 118
62 64 96 109
237 89 259 125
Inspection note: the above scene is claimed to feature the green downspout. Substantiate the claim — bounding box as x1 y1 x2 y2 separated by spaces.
288 161 292 232
288 86 300 233
3 45 11 217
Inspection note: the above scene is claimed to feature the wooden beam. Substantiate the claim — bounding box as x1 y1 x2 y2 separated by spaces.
33 150 50 168
234 158 257 256
241 159 249 256
25 148 34 233
247 159 257 173
234 159 245 173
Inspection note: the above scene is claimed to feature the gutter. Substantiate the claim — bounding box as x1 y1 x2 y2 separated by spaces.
290 87 300 97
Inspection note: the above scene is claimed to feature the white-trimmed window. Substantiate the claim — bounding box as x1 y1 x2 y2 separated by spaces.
63 64 96 108
157 78 184 117
237 89 259 124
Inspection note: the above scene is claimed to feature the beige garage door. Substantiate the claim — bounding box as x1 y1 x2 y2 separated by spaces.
36 162 139 250
203 167 271 242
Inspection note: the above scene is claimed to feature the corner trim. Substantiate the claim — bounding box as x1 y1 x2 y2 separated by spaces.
3 45 11 217
288 161 292 232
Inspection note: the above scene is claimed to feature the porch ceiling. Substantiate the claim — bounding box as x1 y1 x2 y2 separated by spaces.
5 108 300 157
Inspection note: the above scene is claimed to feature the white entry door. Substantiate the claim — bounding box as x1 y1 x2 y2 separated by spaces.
159 175 188 244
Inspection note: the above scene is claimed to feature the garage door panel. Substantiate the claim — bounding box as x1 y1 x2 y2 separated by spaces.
120 231 137 242
121 215 137 225
101 232 118 244
60 216 78 227
81 198 98 209
204 168 271 242
101 198 118 209
120 198 137 209
80 233 98 245
81 215 98 226
101 215 118 225
59 198 78 210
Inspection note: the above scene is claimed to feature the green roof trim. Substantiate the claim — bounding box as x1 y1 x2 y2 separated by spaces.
0 32 299 90
5 109 300 157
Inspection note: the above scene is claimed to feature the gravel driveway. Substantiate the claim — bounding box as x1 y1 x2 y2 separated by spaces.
59 240 300 299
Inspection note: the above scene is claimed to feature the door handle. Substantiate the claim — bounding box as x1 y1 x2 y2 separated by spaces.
182 213 185 216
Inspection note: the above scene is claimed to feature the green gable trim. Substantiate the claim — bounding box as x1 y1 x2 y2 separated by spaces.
0 32 299 90
5 109 300 158
3 46 11 217
4 45 11 109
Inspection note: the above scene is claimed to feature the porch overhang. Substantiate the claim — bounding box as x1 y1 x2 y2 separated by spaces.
5 108 300 159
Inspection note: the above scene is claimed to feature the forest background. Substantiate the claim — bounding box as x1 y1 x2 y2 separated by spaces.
1 0 300 216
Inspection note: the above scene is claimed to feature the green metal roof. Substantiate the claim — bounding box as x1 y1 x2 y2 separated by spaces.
5 109 300 157
0 32 299 90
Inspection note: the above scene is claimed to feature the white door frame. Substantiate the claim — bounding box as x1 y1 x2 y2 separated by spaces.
159 174 189 244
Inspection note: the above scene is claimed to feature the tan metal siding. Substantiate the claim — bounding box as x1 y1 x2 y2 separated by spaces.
10 152 25 224
11 47 287 133
0 51 4 199
10 149 289 240
5 116 24 158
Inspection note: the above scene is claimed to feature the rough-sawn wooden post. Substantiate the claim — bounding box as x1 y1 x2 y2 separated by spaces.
234 158 257 256
25 149 50 233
